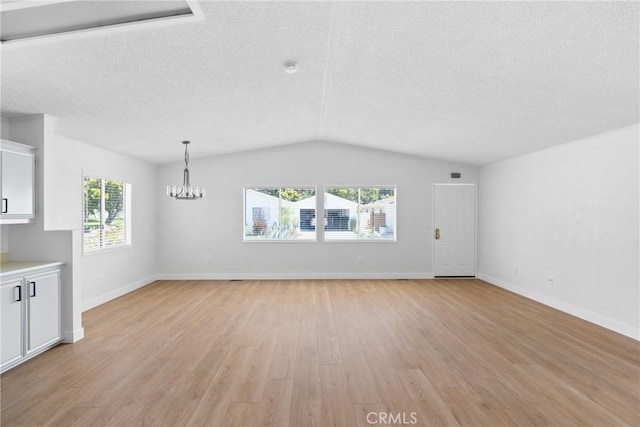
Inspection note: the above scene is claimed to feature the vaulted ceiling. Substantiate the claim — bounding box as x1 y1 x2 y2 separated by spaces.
1 1 638 165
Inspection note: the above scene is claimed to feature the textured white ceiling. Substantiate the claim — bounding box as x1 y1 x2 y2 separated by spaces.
1 1 638 165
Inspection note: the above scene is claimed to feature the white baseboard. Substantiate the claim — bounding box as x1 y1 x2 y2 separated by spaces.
62 327 85 343
478 273 639 341
156 272 434 281
81 275 159 312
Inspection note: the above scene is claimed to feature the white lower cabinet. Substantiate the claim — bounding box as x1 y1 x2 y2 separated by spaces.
1 277 24 369
0 266 62 373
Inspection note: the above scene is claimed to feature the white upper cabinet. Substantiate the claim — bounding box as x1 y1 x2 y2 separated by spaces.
0 139 36 224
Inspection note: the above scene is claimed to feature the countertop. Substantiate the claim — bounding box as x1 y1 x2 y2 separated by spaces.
0 261 64 278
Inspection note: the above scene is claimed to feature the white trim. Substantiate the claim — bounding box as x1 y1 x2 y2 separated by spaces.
82 243 132 256
156 272 434 281
0 1 76 13
478 274 640 341
81 275 158 312
1 0 204 46
242 239 318 244
323 239 397 243
0 139 38 154
62 327 84 343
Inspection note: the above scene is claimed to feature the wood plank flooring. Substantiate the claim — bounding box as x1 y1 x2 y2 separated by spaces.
1 279 638 426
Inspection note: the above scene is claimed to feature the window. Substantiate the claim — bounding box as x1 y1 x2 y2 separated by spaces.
83 176 131 252
324 187 396 241
244 187 316 241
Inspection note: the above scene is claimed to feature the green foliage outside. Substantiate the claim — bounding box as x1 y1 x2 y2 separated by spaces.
254 188 315 202
279 206 298 230
249 207 299 239
247 187 394 240
84 178 124 225
253 187 394 204
83 177 126 250
326 188 394 204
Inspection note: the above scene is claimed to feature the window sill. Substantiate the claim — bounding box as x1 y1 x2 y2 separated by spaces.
243 239 318 243
324 239 397 243
82 244 132 257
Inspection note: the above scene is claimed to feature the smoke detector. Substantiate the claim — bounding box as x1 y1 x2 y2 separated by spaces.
283 62 298 74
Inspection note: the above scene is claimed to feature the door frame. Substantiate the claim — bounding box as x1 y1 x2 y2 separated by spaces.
432 183 477 277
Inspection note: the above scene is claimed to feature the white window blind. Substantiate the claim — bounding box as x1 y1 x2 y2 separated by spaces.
244 187 316 241
83 176 131 252
324 187 396 241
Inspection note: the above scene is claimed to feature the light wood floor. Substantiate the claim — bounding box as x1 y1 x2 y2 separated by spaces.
1 279 638 426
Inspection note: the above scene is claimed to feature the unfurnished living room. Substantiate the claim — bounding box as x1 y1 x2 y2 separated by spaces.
0 1 638 426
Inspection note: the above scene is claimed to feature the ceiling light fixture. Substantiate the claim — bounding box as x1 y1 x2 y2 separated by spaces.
166 140 205 200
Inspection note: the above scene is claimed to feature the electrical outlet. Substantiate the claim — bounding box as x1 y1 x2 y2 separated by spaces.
514 266 519 275
547 276 554 286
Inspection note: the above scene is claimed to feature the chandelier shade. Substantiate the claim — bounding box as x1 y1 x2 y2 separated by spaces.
166 140 205 200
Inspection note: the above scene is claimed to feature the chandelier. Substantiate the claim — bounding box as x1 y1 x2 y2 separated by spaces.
166 140 205 200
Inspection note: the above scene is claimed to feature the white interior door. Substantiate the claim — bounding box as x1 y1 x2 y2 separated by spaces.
433 184 476 277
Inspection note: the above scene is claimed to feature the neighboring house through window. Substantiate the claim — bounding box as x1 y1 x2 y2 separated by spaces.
244 187 316 241
243 186 396 242
324 186 396 241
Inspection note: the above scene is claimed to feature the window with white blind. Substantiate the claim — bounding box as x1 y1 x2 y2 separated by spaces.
244 187 316 241
324 186 396 241
83 176 131 252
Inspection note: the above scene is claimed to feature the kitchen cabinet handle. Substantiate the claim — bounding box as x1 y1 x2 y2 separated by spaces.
30 281 37 297
2 198 7 214
15 285 21 302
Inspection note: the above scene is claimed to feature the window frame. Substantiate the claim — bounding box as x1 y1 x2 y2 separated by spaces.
243 186 318 243
82 173 132 255
323 185 397 243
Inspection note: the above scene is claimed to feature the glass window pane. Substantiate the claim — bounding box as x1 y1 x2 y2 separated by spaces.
324 187 396 241
103 180 125 247
83 176 131 252
83 176 101 251
244 187 316 241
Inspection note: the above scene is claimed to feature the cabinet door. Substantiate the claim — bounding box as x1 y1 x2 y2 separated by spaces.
26 270 61 354
1 278 24 369
1 150 35 219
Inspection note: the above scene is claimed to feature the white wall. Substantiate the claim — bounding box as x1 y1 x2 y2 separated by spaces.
1 116 9 139
6 112 635 341
43 125 159 311
478 125 640 339
157 141 478 279
4 115 81 341
2 115 159 323
0 226 8 253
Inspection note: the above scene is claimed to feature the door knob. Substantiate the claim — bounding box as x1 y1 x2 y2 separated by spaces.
435 228 440 240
